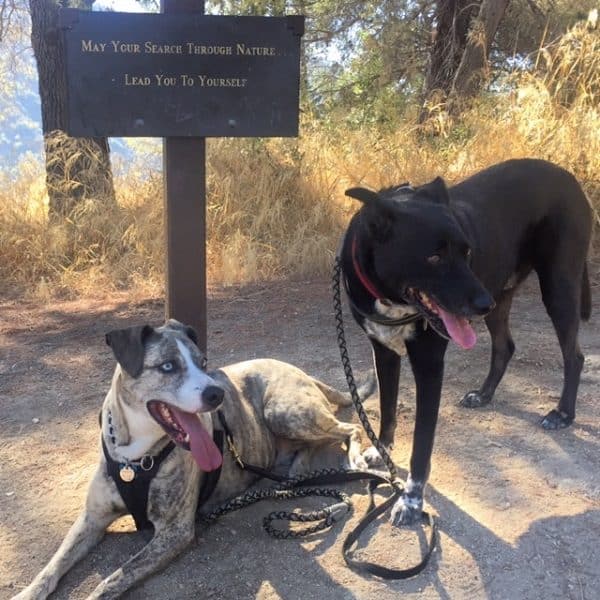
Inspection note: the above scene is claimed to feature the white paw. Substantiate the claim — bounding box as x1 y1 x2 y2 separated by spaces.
390 493 423 526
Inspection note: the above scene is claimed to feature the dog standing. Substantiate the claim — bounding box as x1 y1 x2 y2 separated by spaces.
14 320 366 599
340 158 591 524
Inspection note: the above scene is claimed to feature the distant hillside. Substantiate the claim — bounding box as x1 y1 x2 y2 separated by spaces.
0 56 136 173
0 44 43 170
0 1 144 173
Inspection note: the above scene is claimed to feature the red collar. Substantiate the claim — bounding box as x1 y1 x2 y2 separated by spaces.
351 236 384 300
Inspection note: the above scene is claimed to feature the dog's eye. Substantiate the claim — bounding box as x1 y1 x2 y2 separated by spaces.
159 361 177 374
201 357 208 370
465 247 472 258
427 254 441 265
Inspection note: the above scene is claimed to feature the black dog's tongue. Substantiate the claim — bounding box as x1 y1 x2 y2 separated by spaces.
437 306 477 349
171 407 223 472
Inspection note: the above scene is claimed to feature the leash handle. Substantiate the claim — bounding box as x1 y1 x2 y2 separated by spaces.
342 487 437 579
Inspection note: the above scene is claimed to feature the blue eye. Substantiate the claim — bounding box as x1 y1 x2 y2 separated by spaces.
159 361 176 373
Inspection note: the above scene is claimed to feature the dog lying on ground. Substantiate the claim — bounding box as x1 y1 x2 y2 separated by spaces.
15 320 367 600
340 158 592 524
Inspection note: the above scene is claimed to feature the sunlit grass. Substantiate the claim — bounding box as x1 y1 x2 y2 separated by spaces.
1 22 598 299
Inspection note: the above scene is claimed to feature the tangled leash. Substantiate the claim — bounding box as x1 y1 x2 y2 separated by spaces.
201 469 354 539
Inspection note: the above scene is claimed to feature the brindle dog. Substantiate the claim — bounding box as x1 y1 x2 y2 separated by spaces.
15 320 367 600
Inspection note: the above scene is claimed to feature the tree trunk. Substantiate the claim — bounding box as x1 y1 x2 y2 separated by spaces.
421 0 510 121
450 0 511 99
29 0 116 221
421 0 478 111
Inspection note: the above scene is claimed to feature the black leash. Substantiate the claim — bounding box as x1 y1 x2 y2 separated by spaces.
342 488 437 578
333 254 437 578
203 412 361 538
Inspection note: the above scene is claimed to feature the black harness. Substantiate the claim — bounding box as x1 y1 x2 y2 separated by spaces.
101 418 225 532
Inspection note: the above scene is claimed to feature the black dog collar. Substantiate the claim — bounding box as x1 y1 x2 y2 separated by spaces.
344 235 421 327
351 235 385 300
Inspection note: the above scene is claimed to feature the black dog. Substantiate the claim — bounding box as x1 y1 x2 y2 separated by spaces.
340 158 591 524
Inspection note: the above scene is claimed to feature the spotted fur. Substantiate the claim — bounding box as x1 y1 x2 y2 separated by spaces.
15 321 366 600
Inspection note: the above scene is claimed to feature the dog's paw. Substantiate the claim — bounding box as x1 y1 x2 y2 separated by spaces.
459 390 491 408
362 445 388 468
345 452 369 472
541 409 573 430
390 493 423 526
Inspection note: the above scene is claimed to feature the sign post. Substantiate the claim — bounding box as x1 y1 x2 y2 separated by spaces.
59 5 304 351
162 0 207 351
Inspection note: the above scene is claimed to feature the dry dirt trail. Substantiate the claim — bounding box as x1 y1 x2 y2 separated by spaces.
1 275 599 599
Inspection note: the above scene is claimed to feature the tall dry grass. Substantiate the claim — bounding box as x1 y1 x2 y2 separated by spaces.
1 20 598 299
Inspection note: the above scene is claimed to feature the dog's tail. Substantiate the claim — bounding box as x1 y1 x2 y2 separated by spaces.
582 262 592 321
312 370 378 407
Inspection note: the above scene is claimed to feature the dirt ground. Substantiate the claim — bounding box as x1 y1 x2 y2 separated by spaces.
1 275 599 600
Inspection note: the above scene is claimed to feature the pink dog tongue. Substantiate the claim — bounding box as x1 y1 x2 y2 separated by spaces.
172 408 223 472
437 306 477 349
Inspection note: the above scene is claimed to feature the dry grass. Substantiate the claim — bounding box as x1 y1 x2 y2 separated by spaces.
1 22 598 300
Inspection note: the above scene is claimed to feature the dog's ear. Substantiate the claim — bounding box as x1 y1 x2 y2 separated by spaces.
183 326 199 346
345 187 381 205
105 325 154 378
415 176 450 204
347 187 398 239
165 319 199 347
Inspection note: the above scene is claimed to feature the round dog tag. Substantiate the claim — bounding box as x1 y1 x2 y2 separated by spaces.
119 465 136 482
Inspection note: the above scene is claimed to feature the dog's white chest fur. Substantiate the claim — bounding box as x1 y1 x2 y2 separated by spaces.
364 300 418 356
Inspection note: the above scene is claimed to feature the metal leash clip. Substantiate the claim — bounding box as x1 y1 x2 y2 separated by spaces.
325 501 352 523
225 434 245 468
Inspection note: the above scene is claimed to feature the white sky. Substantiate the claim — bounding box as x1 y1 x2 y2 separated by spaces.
95 0 150 13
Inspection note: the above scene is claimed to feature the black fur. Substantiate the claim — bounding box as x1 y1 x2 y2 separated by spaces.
341 158 592 521
105 325 155 378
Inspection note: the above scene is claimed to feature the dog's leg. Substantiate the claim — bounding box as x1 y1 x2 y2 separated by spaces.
391 327 447 525
86 522 195 600
13 468 124 600
343 424 369 471
461 289 516 408
265 387 369 475
538 266 584 429
363 338 401 466
288 421 367 476
85 469 199 600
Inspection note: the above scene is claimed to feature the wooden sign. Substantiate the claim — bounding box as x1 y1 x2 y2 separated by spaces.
59 2 304 348
59 10 304 138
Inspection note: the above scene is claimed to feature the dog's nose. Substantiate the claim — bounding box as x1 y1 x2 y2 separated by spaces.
471 291 495 315
202 385 224 409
